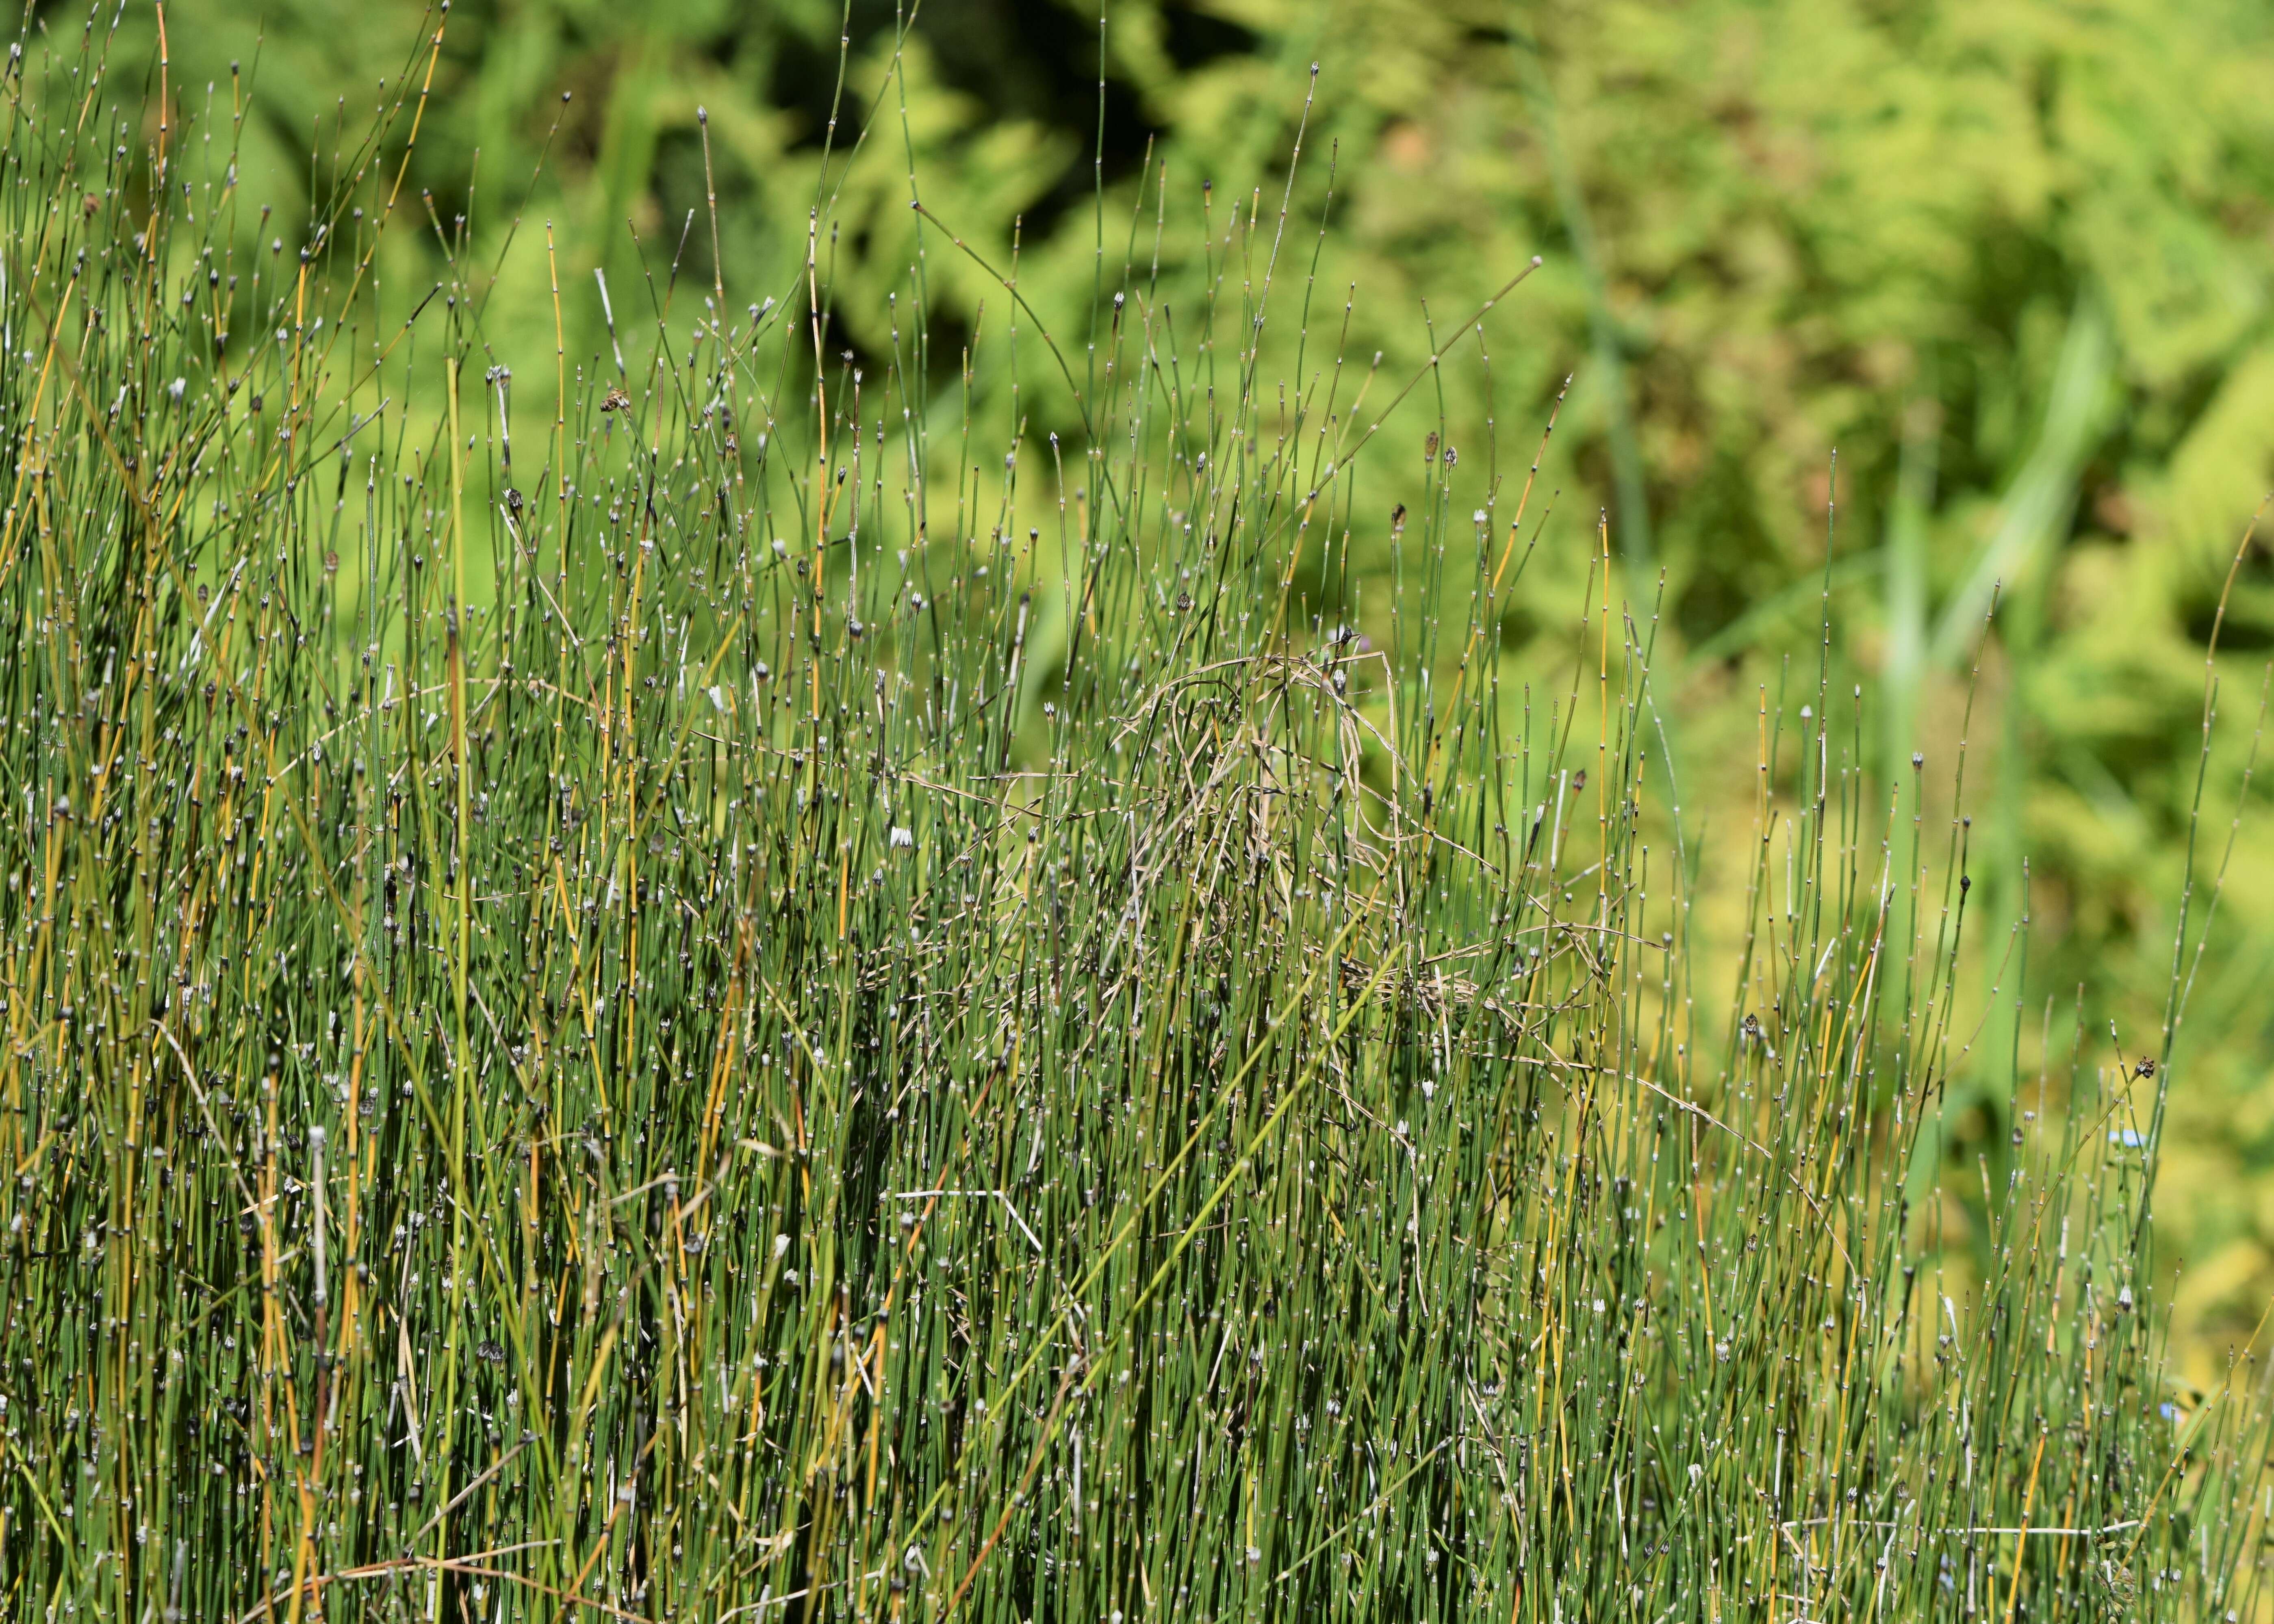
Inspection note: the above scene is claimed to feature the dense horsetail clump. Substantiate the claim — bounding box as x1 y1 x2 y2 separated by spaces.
3 12 2272 1622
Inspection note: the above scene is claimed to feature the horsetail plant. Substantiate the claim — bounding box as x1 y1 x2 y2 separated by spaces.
1 8 2270 1622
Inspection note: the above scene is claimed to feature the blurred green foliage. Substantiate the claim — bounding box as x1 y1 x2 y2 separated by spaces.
29 0 2274 1347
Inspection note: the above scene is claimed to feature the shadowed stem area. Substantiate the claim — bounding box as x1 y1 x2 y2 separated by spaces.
0 14 2269 1623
